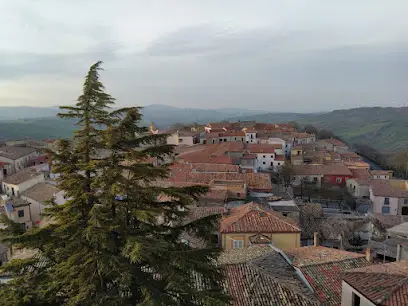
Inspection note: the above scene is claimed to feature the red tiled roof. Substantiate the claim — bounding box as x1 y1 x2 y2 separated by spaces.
247 144 275 154
223 263 318 306
293 163 352 176
220 131 246 137
350 169 372 179
285 246 365 267
180 153 233 164
275 155 285 161
292 132 315 139
220 202 300 233
241 154 257 159
302 257 370 305
370 180 408 198
324 138 347 147
343 260 408 306
370 170 393 176
191 163 239 173
285 246 370 305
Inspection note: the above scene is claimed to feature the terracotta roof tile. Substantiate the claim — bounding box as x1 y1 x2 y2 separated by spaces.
285 246 365 267
247 144 275 154
223 263 318 306
3 167 44 185
343 260 408 305
285 246 370 305
301 257 370 305
220 246 319 305
324 138 347 147
350 169 372 179
220 202 300 233
370 180 408 198
370 170 394 176
294 163 352 176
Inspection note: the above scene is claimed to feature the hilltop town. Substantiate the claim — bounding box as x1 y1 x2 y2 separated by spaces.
1 119 407 305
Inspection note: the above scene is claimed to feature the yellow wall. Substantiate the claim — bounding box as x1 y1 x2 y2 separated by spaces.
222 232 300 250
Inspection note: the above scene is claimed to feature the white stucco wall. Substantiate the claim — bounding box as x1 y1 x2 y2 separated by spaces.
369 188 399 215
347 179 370 198
341 281 375 306
245 132 257 143
2 174 45 197
255 153 275 171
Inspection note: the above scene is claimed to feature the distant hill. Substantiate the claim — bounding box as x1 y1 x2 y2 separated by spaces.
0 104 267 141
298 107 408 153
1 105 407 153
0 107 60 120
233 107 408 153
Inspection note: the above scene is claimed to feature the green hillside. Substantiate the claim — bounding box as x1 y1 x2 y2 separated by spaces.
298 107 408 153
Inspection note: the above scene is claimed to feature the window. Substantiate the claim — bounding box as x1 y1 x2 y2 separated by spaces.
278 163 281 166
11 187 15 196
382 206 390 215
404 199 408 205
352 293 361 306
263 155 266 158
314 177 318 182
292 176 296 181
384 197 390 205
270 162 273 166
224 138 227 142
336 177 342 183
178 138 183 143
263 162 266 165
18 210 24 218
232 240 244 249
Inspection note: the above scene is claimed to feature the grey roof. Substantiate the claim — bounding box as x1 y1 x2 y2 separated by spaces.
22 183 60 203
3 167 44 185
0 146 36 160
219 246 318 305
387 222 408 236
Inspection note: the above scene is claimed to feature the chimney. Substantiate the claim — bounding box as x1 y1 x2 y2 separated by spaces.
397 244 402 262
365 248 373 263
313 232 319 247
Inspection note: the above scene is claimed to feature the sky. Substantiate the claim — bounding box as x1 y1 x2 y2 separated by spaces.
0 1 408 112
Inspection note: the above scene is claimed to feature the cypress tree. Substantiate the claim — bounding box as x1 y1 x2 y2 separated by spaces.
0 62 229 305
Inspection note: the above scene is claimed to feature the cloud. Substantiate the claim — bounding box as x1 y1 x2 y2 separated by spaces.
1 1 408 111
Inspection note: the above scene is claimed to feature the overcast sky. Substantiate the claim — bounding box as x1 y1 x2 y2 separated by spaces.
0 1 407 112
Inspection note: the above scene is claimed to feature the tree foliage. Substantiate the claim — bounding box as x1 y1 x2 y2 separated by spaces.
0 62 229 305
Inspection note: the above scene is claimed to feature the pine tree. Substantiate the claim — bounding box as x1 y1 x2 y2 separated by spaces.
0 62 229 305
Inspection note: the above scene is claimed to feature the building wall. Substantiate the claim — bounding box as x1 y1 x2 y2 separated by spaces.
221 232 300 250
21 190 65 225
346 179 370 198
255 153 275 171
2 174 45 197
341 281 375 306
5 204 32 229
369 188 399 215
0 152 38 174
166 133 179 146
292 175 323 188
333 145 349 153
245 132 257 143
325 175 352 186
